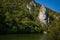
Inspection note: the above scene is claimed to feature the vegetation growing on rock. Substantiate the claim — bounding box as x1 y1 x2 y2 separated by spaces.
0 0 60 37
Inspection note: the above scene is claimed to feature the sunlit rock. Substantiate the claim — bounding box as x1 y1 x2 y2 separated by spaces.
53 14 60 21
43 31 47 34
38 5 48 25
56 16 60 21
26 1 36 11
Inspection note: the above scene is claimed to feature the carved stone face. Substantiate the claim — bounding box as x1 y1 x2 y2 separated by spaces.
38 5 48 25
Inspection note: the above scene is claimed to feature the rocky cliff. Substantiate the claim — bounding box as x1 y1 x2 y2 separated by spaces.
0 0 60 34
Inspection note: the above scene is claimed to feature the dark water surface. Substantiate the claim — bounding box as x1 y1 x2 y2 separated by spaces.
0 34 47 40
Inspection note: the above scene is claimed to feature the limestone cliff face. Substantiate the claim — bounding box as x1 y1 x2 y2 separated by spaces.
38 5 48 25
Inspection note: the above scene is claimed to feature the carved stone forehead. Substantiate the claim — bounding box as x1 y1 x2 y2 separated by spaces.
41 5 46 11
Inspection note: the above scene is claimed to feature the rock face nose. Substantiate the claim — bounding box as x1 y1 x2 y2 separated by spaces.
38 5 48 25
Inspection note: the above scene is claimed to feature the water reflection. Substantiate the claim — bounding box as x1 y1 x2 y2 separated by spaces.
0 34 47 40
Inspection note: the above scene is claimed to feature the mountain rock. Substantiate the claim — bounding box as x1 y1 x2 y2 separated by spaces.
0 0 60 33
26 1 36 12
38 5 48 25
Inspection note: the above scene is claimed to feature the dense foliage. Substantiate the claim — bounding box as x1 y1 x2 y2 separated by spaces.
0 0 42 34
0 0 60 40
0 0 60 38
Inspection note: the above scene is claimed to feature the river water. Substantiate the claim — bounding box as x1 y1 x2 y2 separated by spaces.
0 34 48 40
